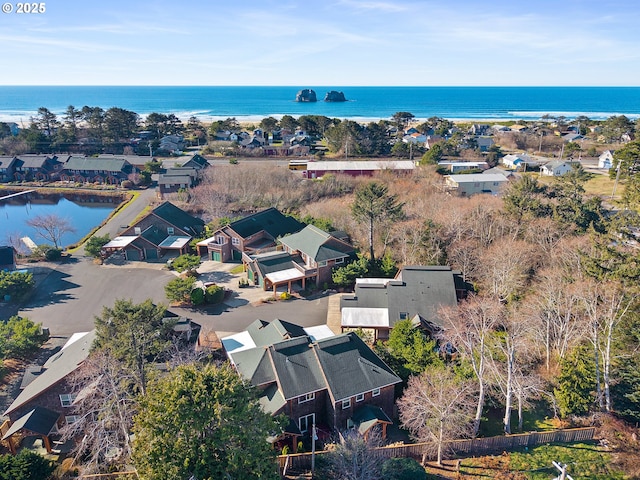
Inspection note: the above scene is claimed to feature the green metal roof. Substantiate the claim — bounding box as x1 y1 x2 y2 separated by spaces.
246 318 306 347
151 201 204 236
64 156 131 173
228 208 303 240
280 225 354 262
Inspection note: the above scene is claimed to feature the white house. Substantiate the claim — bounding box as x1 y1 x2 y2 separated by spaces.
502 153 536 170
540 160 580 176
598 150 615 170
445 173 509 196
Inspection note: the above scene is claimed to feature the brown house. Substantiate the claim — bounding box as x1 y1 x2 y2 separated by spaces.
102 201 204 261
196 207 304 262
223 319 401 451
2 331 96 453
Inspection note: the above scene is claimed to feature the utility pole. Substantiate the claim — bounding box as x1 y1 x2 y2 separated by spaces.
311 423 317 478
611 160 622 200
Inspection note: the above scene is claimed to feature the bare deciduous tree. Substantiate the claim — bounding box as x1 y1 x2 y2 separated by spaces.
25 213 76 249
398 366 475 465
440 295 503 437
317 430 383 480
488 306 537 435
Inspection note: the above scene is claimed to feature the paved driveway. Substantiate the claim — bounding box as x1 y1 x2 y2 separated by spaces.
2 255 332 340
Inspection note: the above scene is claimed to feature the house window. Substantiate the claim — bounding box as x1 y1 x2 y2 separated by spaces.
167 227 174 235
335 257 344 265
134 227 141 235
59 393 76 407
299 392 315 404
232 237 240 245
318 260 327 268
299 413 315 433
399 312 409 320
356 393 365 402
342 398 351 410
372 388 380 397
216 236 225 244
65 415 80 425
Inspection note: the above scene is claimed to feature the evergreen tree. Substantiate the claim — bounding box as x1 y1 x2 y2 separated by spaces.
555 344 596 417
133 363 281 480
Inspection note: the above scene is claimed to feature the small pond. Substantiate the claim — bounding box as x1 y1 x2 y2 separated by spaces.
0 191 121 249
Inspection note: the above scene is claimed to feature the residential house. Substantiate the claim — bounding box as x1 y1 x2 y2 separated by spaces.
340 266 469 341
599 150 615 170
60 156 137 184
159 134 184 153
475 136 495 152
180 153 209 171
244 225 356 293
470 124 491 136
11 155 62 181
197 208 304 262
102 201 204 261
540 160 580 177
0 156 17 182
302 160 415 179
437 161 489 173
223 319 401 448
279 225 356 285
402 132 427 144
157 167 198 198
502 153 536 170
0 245 17 271
445 173 509 196
2 331 96 454
483 167 518 180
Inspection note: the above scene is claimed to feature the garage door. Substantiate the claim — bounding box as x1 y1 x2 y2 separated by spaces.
211 251 221 262
146 249 158 260
232 250 242 261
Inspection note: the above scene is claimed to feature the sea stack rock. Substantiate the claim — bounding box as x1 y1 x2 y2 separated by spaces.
324 90 347 102
295 89 317 102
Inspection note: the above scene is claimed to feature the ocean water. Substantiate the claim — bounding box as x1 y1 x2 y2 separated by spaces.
1 86 639 123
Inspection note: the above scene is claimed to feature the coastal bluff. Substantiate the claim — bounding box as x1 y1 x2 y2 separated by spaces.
324 90 347 102
295 89 317 102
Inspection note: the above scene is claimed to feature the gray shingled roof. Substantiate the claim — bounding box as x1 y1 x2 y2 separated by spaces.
231 330 401 404
280 225 354 262
313 333 400 402
340 266 460 329
4 330 96 416
2 406 60 439
269 336 326 400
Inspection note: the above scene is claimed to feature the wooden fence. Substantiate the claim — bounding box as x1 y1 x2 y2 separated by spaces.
277 427 596 472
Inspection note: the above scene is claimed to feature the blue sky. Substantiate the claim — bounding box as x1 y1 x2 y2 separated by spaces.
0 0 638 86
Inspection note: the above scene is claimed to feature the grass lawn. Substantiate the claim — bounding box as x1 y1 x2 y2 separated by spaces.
229 264 245 274
458 442 624 480
478 403 557 438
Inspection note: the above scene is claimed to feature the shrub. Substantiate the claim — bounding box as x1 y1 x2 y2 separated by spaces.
85 234 111 258
190 287 205 306
381 457 427 480
0 271 35 302
170 254 201 274
120 180 133 189
44 247 63 261
205 284 225 304
0 316 46 359
165 276 197 304
0 450 55 480
279 292 292 300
